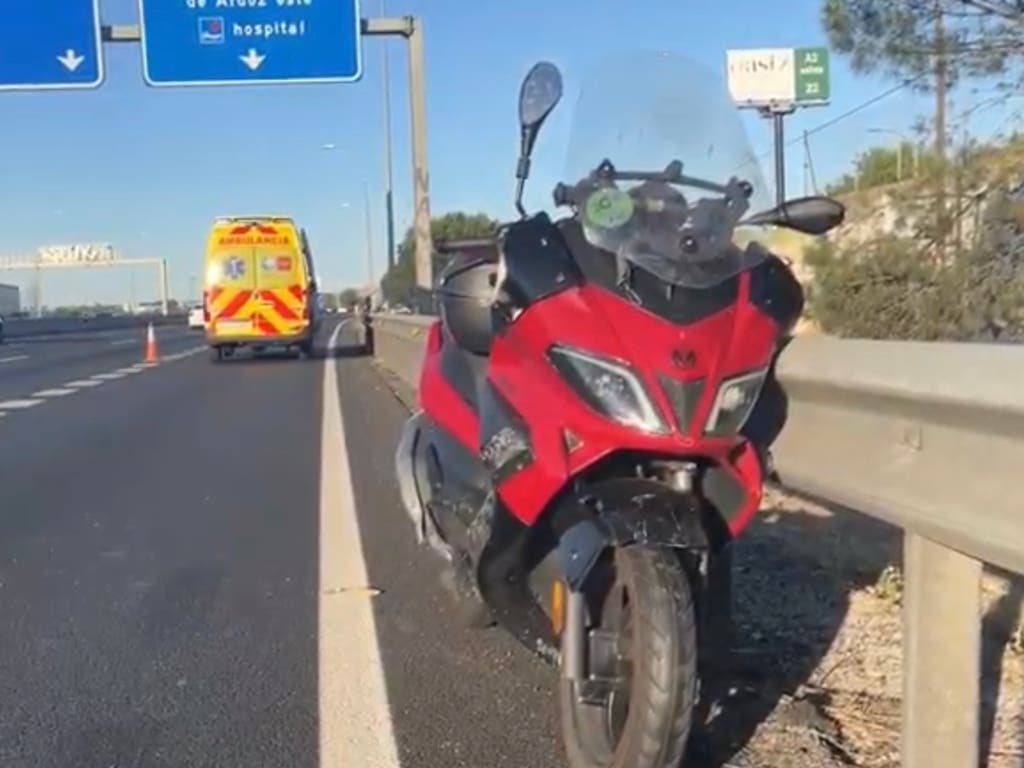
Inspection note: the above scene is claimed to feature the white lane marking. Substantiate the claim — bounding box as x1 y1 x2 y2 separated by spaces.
0 399 43 410
110 339 136 347
91 372 126 380
65 380 103 388
0 355 28 364
32 388 76 398
115 367 142 374
319 321 401 768
162 347 205 363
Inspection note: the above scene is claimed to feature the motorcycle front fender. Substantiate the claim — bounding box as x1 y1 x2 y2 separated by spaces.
553 478 709 591
394 410 455 562
395 410 428 537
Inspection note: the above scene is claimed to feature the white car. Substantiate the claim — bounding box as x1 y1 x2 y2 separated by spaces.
188 305 205 330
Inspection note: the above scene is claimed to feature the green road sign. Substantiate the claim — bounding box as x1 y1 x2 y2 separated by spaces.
794 46 829 103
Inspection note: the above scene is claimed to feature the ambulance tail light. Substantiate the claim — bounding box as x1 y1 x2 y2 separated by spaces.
203 291 211 323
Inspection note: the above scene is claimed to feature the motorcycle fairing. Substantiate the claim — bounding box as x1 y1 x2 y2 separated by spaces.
419 320 479 449
485 274 777 528
494 213 584 316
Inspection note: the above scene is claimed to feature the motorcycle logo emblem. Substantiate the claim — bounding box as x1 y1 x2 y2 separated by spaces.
224 255 246 280
672 347 697 369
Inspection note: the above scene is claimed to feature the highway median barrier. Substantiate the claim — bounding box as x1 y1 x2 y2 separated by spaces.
2 314 185 341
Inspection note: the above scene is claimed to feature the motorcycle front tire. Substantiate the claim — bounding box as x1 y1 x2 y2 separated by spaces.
560 546 698 768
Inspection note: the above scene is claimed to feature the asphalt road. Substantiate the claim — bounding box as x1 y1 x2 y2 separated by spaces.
0 325 203 405
0 319 563 767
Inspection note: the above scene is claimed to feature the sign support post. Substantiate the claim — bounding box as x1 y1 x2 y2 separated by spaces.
363 17 433 293
159 259 170 317
763 104 796 206
726 46 831 207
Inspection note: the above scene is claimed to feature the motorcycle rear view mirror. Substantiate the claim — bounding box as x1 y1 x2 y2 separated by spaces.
742 196 846 235
518 61 562 143
515 61 563 217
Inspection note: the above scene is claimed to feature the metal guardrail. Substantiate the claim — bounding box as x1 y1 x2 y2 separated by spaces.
369 313 1023 768
2 314 184 340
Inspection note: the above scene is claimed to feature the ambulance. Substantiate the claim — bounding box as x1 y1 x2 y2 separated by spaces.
203 215 320 361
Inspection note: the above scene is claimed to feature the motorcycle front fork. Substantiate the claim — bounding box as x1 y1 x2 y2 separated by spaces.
561 589 587 684
556 546 733 688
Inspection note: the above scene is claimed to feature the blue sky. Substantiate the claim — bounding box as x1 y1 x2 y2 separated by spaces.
0 0 1014 307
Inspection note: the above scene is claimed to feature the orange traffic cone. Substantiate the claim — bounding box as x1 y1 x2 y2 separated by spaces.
144 323 159 363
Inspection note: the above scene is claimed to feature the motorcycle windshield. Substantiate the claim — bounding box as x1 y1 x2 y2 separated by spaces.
562 51 772 289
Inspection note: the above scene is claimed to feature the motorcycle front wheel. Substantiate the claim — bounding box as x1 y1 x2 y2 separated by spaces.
560 545 697 768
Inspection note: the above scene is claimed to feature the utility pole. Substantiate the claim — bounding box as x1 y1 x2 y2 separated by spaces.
380 0 396 273
934 0 948 253
803 130 819 195
363 180 375 283
954 123 969 255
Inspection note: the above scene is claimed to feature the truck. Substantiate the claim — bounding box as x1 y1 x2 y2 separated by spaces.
0 283 20 316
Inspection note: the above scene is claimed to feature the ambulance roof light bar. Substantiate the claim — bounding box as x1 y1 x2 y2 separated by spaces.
213 215 295 224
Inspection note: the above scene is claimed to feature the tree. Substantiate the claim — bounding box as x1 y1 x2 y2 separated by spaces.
822 1 1014 84
822 0 1021 244
320 292 340 312
337 288 361 308
380 211 500 307
807 142 1024 340
827 142 935 194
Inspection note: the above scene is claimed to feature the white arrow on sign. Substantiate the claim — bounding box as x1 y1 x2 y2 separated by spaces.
57 50 86 73
240 49 266 71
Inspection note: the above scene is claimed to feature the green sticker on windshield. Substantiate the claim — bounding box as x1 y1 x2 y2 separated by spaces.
583 188 634 230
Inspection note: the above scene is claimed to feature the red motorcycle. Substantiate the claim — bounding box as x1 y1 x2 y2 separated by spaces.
395 52 843 768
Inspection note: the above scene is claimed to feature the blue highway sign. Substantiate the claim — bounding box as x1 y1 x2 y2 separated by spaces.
137 0 363 87
0 0 104 91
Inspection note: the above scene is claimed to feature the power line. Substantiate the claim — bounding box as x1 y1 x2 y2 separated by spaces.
960 0 1024 18
752 74 928 161
801 76 928 142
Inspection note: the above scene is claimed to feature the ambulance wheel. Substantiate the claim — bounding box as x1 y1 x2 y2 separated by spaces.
298 340 314 360
209 346 223 363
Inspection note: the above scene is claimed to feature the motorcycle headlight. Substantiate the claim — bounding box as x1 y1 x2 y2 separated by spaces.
548 345 668 434
705 368 769 436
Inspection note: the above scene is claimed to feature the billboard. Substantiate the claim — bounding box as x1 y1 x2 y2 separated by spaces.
37 243 116 264
726 47 830 108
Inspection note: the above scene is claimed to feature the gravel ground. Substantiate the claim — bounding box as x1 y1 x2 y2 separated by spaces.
705 488 1024 768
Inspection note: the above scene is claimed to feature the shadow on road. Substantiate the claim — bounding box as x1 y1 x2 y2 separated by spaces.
206 339 370 365
688 499 900 767
981 570 1024 768
321 343 371 359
